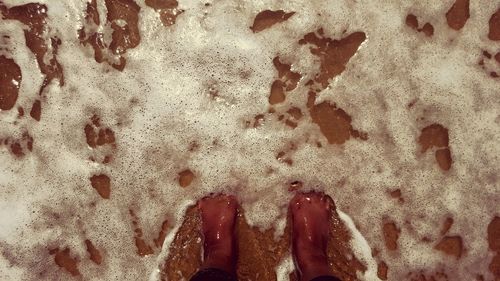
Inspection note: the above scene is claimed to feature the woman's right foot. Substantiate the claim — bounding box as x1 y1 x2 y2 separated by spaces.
290 192 334 281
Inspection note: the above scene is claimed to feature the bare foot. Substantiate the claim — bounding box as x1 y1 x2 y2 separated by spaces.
290 192 334 281
198 194 238 273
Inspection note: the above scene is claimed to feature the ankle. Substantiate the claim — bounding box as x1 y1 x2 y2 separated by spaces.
203 250 235 273
298 262 333 281
203 240 236 271
295 251 332 281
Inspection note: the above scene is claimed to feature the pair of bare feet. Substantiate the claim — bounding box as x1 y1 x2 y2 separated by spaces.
198 192 334 281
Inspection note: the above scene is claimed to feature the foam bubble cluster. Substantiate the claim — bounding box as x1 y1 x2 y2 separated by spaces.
0 0 499 280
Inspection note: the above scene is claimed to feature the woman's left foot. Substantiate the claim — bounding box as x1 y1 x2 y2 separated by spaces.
198 194 238 273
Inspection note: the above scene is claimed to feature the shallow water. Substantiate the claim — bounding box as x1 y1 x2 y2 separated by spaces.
0 0 499 280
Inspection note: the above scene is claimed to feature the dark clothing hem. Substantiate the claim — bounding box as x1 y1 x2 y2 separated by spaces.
310 275 342 281
189 268 342 281
189 268 237 281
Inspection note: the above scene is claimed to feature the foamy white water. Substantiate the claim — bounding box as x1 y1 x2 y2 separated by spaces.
0 0 499 280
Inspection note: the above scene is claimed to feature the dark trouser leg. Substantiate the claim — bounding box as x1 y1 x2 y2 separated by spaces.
309 275 342 281
189 268 238 281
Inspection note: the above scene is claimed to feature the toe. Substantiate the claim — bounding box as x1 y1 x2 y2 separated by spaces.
290 193 302 207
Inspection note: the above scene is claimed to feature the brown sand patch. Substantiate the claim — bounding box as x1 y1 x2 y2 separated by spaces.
145 0 184 26
49 248 80 276
434 236 463 258
0 56 21 110
2 132 33 158
488 217 500 252
178 169 195 187
299 29 365 88
90 174 111 199
79 0 141 70
446 0 470 30
130 210 155 256
85 115 116 149
29 100 41 121
418 124 452 171
440 217 454 236
383 221 400 251
0 3 64 93
85 239 103 265
488 9 500 41
406 14 434 37
311 102 366 145
154 219 169 248
377 261 388 280
251 10 295 33
268 57 301 105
